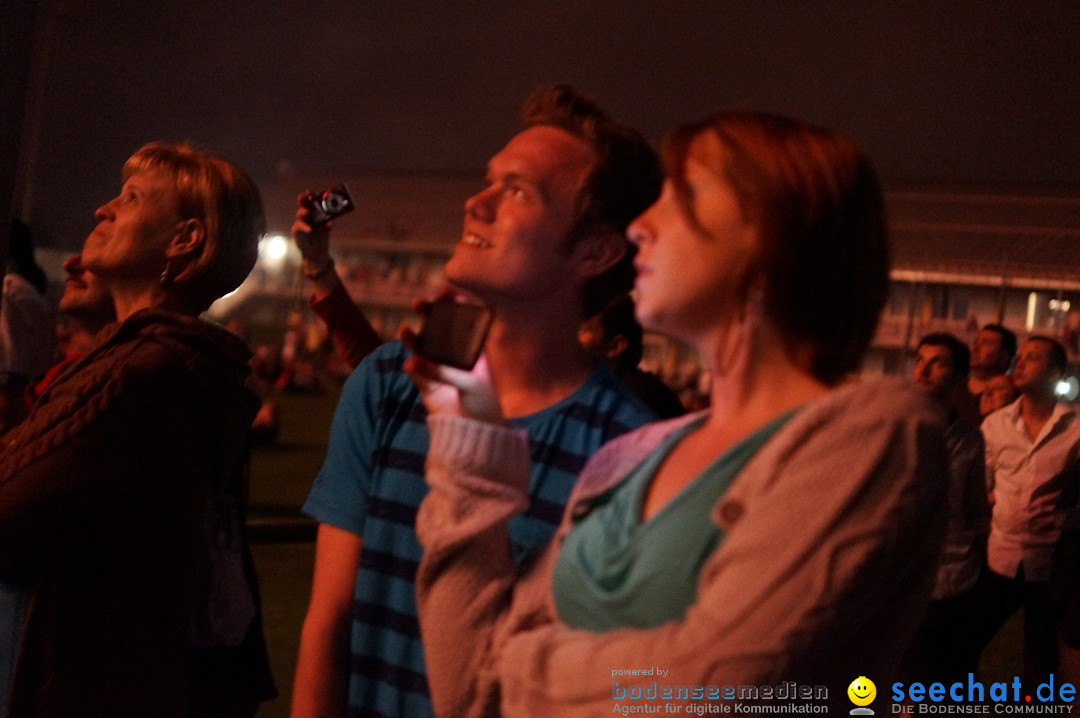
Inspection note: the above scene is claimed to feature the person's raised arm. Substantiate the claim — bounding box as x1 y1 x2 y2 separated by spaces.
292 192 381 368
292 193 340 301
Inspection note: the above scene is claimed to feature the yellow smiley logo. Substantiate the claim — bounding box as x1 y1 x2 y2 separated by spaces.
847 676 876 707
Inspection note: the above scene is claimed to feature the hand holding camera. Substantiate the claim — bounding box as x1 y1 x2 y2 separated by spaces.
306 185 355 226
292 185 355 284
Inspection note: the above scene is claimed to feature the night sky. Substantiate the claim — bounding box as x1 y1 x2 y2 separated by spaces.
17 0 1080 250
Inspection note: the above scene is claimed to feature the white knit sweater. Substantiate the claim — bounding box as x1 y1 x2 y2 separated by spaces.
416 377 949 717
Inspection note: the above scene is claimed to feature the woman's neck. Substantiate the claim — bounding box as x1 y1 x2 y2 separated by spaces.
111 285 196 321
640 317 829 522
111 287 159 322
701 317 829 437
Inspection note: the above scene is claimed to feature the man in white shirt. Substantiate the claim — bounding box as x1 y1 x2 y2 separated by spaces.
975 336 1079 688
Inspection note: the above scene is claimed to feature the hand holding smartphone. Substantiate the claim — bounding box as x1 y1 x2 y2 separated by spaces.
413 297 494 370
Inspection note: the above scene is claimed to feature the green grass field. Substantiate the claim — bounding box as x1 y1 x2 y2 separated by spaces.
249 388 337 717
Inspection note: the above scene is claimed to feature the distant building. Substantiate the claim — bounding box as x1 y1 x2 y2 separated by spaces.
870 189 1080 380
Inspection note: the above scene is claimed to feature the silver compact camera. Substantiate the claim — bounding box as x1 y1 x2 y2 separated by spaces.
308 185 355 225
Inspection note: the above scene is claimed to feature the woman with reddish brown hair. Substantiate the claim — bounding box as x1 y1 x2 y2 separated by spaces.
405 112 950 717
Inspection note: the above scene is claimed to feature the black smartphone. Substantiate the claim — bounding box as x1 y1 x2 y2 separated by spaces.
414 297 494 370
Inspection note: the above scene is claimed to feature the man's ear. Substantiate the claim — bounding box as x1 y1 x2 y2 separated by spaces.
572 231 628 279
605 334 629 362
167 218 206 261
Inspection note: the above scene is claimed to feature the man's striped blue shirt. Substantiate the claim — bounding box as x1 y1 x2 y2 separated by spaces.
303 341 656 718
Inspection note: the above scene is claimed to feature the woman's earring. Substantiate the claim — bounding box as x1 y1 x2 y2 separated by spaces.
160 261 172 286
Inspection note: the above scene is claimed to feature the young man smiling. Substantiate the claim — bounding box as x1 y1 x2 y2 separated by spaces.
291 86 662 718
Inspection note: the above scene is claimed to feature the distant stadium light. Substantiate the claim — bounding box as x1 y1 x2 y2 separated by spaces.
258 234 290 270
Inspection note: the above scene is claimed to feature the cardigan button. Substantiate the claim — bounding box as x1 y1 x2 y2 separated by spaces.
718 500 744 526
570 500 593 521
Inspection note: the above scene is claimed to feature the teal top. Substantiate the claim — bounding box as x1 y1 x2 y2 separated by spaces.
552 411 795 632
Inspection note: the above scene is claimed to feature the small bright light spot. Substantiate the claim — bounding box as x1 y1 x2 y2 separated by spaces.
1026 292 1038 331
258 234 290 271
1050 299 1072 312
1056 377 1079 401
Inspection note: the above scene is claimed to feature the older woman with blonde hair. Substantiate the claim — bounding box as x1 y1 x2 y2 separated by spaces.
0 143 274 717
405 113 949 716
